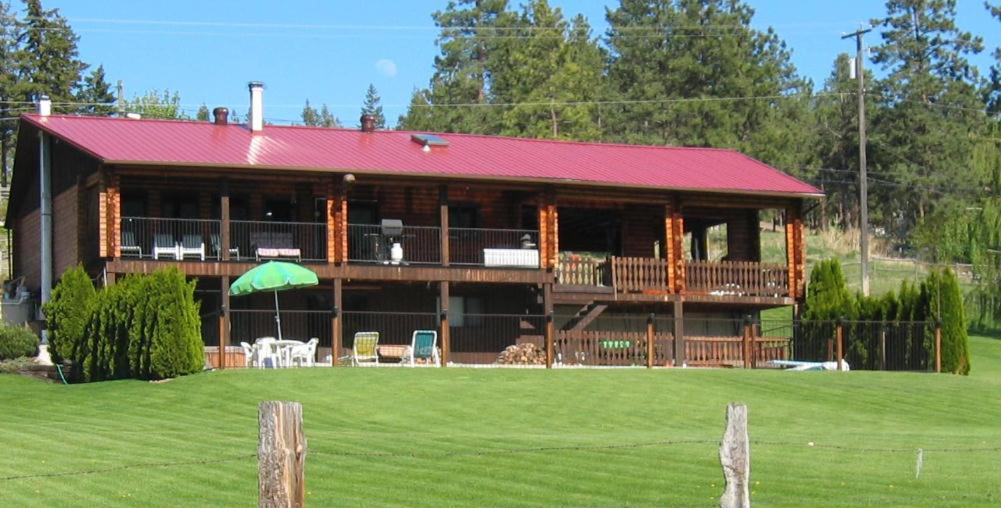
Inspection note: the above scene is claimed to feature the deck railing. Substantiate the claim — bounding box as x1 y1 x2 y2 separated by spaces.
231 220 326 262
347 224 442 265
120 217 221 260
685 260 789 298
684 336 790 367
554 330 674 366
555 257 611 286
449 228 539 267
612 257 669 293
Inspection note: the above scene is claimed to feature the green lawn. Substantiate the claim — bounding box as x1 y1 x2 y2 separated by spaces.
2 338 1000 507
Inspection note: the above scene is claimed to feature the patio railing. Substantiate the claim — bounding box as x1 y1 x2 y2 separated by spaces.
347 224 442 265
120 217 221 260
231 220 327 262
449 228 540 267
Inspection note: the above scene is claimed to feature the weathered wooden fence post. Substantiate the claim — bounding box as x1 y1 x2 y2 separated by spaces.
934 320 942 374
646 313 655 369
835 319 844 372
720 403 750 508
259 401 307 508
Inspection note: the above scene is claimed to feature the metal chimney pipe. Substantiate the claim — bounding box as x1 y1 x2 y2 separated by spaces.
37 95 51 116
248 82 264 132
360 114 376 133
212 107 229 125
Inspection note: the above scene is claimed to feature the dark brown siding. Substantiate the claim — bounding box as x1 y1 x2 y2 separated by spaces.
52 185 79 279
13 210 41 292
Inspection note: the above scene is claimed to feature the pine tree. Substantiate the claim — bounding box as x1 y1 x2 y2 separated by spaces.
75 64 115 115
301 99 319 126
302 100 340 127
604 0 809 170
868 0 985 241
318 104 340 127
14 0 87 106
490 3 605 139
987 2 1001 115
123 89 187 119
195 104 209 121
361 84 386 129
0 2 20 186
398 0 509 133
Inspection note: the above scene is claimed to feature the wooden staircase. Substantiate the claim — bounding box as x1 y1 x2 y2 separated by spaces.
560 302 609 332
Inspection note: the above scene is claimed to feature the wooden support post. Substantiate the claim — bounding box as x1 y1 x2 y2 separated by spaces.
664 205 675 292
220 276 230 369
880 327 886 371
332 278 342 366
544 283 554 369
439 281 449 367
258 401 306 508
221 182 231 261
107 172 121 259
98 170 108 258
742 317 752 369
439 186 449 266
934 320 942 374
836 320 844 371
719 403 750 508
327 179 348 264
673 298 685 367
646 313 655 369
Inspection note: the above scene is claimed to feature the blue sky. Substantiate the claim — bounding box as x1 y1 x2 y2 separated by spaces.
37 0 1001 126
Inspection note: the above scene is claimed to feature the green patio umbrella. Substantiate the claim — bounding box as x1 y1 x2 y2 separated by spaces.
229 261 319 341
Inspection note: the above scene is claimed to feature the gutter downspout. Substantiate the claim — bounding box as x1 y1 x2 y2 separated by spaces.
38 96 52 344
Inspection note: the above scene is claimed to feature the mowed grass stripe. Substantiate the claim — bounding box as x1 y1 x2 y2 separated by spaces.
1 335 999 506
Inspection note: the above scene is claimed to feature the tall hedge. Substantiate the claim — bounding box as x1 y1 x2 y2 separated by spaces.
51 267 204 382
803 258 970 374
41 265 96 364
804 259 857 320
924 268 970 375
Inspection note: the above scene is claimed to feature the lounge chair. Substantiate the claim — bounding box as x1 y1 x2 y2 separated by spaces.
351 332 380 366
121 230 142 258
153 234 178 260
401 330 440 367
210 234 240 260
179 234 206 261
290 338 319 367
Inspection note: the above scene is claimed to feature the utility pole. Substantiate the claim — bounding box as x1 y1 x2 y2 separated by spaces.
843 26 872 296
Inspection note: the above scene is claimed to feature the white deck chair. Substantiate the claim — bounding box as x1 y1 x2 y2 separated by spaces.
254 337 279 369
240 342 259 367
290 338 319 367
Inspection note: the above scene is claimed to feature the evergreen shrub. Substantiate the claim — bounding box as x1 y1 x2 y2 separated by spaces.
41 265 96 364
0 323 37 360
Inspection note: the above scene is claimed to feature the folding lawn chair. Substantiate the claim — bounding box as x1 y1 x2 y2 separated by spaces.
352 332 379 366
402 330 439 367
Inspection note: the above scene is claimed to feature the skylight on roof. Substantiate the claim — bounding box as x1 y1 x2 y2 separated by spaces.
411 133 449 147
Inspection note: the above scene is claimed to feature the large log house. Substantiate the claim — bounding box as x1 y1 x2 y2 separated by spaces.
6 89 820 368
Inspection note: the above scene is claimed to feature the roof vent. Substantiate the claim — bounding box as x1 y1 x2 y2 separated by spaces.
360 114 376 133
212 107 229 125
411 134 448 151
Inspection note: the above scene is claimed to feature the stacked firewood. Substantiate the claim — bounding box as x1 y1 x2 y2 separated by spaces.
495 343 547 365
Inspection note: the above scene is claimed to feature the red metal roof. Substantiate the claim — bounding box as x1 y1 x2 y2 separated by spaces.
21 114 821 197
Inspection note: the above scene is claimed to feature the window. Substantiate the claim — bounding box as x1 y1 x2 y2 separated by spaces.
449 205 479 229
263 200 293 221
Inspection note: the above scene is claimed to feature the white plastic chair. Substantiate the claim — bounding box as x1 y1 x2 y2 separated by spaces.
290 338 319 367
254 337 279 369
240 342 257 367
